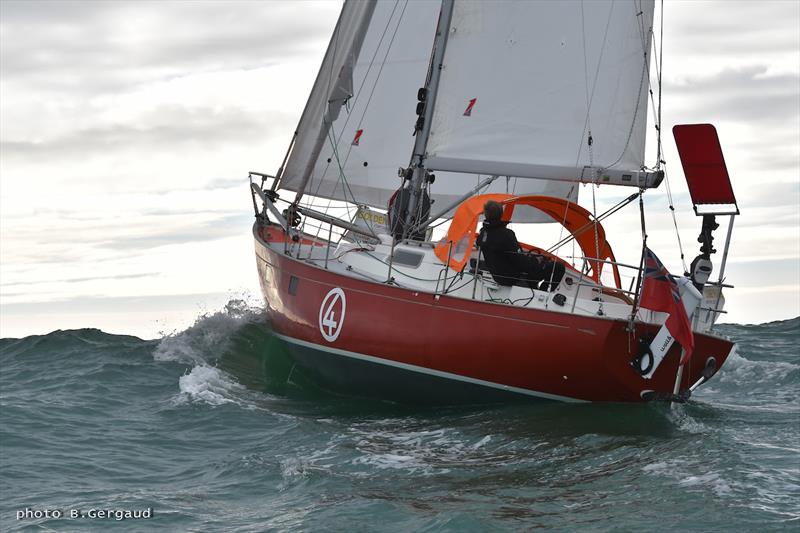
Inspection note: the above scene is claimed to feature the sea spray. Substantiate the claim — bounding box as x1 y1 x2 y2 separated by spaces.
154 299 264 364
150 299 271 407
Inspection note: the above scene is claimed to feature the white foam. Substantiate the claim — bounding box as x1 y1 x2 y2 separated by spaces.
667 407 709 434
280 457 309 479
175 364 248 407
678 472 733 496
351 451 428 472
344 423 517 475
472 435 492 449
278 443 341 483
643 459 735 497
642 460 672 473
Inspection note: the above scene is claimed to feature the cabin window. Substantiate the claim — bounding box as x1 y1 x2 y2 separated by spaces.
391 249 424 268
288 275 299 295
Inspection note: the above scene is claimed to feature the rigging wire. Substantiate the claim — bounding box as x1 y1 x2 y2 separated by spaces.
564 0 617 294
339 0 409 170
309 0 410 252
640 0 687 271
307 0 403 204
298 2 344 205
300 1 407 251
546 192 639 253
601 0 651 172
658 0 664 167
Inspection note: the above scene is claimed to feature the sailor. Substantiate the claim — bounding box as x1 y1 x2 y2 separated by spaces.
477 200 564 290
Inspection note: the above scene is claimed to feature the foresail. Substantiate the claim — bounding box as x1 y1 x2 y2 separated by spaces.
281 0 440 208
278 0 582 221
425 0 658 188
277 0 376 198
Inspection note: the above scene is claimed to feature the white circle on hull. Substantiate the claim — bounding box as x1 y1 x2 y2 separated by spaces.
319 287 346 342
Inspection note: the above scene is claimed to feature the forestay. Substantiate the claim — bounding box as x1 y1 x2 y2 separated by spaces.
278 0 579 219
425 0 658 188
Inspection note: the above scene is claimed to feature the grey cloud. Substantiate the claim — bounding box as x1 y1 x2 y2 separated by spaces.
667 1 799 55
139 205 250 217
206 177 250 190
2 241 92 266
3 210 254 266
663 66 799 176
95 212 252 251
646 181 797 224
735 208 798 230
1 272 158 289
1 106 282 159
0 1 337 93
747 148 800 175
0 290 234 318
666 66 799 125
721 130 799 176
725 257 800 285
1 201 250 222
746 181 800 207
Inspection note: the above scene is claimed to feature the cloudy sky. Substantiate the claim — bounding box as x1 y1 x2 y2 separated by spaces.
1 0 798 339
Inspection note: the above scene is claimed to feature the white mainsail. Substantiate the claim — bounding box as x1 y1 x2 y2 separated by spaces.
426 0 657 188
278 0 580 218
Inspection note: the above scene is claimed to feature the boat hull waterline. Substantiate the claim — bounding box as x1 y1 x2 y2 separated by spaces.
254 223 733 403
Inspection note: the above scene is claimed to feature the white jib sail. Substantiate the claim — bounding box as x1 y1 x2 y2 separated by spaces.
425 0 657 188
278 0 376 198
278 0 579 219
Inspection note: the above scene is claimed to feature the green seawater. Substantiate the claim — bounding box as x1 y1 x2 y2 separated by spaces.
1 302 798 532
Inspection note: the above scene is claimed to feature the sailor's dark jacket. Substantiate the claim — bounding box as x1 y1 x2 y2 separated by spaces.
477 220 527 286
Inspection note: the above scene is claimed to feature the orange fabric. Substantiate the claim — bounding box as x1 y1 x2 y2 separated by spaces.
434 194 621 288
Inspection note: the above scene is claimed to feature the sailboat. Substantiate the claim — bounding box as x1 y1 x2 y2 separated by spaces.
248 0 739 403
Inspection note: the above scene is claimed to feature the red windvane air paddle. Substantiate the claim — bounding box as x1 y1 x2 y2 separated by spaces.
673 123 738 214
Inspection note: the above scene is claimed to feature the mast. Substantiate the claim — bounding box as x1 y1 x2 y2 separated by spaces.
402 0 455 238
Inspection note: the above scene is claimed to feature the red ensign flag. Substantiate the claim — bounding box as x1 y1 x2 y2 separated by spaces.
640 248 695 364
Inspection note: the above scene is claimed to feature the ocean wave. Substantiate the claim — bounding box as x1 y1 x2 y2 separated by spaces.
717 348 799 387
642 460 736 497
150 298 271 409
2 313 797 531
153 298 264 364
0 328 147 361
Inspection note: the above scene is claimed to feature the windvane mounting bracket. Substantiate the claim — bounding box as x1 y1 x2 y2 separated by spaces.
673 123 739 319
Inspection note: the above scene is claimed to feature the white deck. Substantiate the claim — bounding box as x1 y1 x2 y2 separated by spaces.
270 231 724 334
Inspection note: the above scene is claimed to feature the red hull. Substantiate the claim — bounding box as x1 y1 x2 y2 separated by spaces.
254 223 733 403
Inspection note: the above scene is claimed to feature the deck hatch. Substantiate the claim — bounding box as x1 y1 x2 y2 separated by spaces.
391 249 424 268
